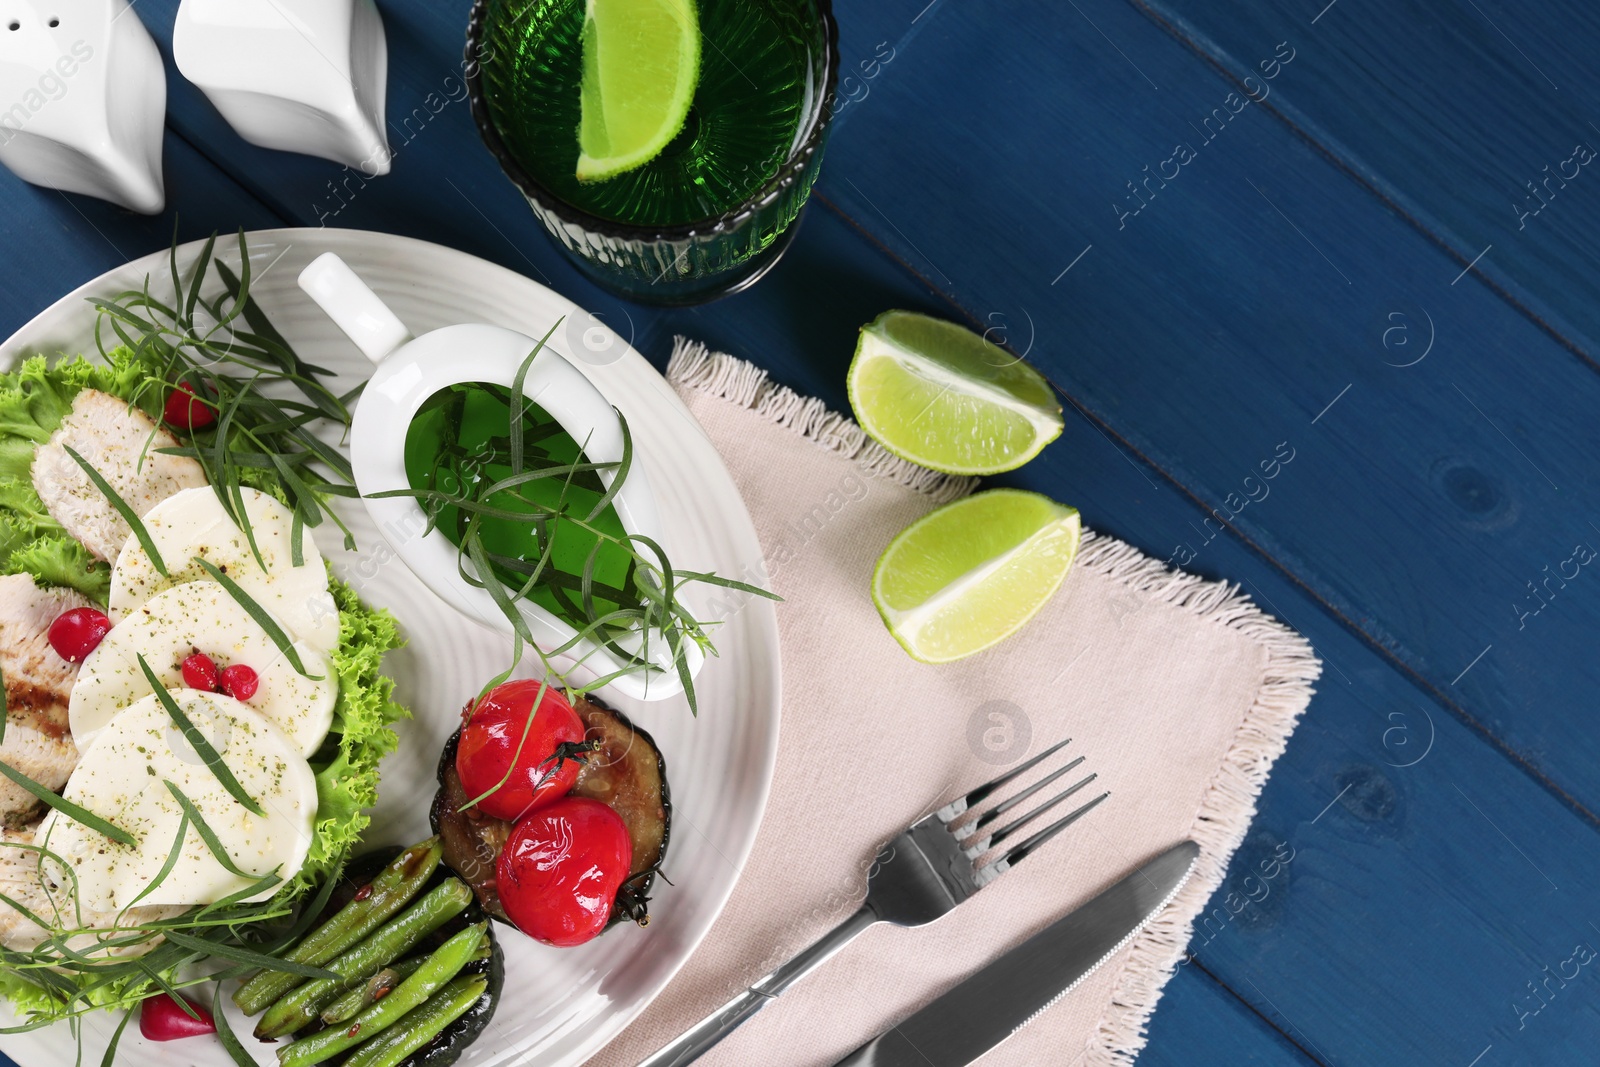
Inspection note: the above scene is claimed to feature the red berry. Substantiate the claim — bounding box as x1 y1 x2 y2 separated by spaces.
138 993 215 1041
180 652 220 691
47 607 112 663
456 679 587 821
497 797 633 947
220 664 259 701
163 383 215 430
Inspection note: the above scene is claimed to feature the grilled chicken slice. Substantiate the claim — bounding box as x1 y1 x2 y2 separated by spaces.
0 723 78 830
0 828 183 955
31 389 206 562
0 574 88 827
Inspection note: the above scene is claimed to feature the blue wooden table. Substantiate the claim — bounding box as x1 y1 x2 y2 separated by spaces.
3 0 1598 1063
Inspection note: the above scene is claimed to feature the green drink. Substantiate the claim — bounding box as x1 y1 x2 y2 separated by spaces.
467 0 838 304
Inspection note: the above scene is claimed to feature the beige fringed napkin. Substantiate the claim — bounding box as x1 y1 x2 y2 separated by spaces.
588 340 1321 1066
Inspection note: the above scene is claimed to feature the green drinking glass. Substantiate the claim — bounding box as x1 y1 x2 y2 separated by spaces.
466 0 839 306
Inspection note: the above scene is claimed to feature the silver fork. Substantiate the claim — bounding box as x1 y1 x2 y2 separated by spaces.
638 738 1108 1067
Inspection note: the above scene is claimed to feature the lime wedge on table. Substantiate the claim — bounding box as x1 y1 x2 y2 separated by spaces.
873 489 1081 663
576 0 702 183
848 311 1065 476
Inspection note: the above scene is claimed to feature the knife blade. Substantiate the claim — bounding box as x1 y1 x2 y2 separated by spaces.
831 839 1200 1067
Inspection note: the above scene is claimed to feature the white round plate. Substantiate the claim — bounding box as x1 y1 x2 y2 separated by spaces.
0 230 781 1067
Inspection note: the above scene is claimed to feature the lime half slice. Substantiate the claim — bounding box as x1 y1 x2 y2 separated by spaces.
872 489 1081 663
847 311 1064 476
576 0 702 183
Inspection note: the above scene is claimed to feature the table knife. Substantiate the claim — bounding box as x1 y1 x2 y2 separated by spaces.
831 839 1200 1067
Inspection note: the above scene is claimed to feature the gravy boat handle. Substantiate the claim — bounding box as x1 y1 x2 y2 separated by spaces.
298 252 414 364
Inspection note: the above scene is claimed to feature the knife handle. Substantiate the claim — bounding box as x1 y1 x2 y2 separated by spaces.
638 905 878 1067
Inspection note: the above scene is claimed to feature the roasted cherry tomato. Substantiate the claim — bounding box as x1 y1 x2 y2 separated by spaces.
163 382 215 430
220 663 259 701
456 679 587 821
181 652 220 691
496 796 632 947
47 607 112 663
138 992 215 1040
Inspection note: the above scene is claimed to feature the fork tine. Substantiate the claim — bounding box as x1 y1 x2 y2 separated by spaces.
956 756 1087 841
936 736 1074 821
962 772 1097 855
976 791 1110 884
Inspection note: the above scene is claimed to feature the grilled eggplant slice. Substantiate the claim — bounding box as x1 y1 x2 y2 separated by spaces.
431 693 670 931
568 697 669 924
431 731 509 922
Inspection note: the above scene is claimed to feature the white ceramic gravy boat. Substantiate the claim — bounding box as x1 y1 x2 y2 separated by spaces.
298 252 700 701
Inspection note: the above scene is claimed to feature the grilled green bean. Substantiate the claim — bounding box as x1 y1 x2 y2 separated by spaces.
319 955 426 1026
254 878 472 1040
236 838 443 1016
276 923 487 1067
342 976 490 1067
322 934 492 1026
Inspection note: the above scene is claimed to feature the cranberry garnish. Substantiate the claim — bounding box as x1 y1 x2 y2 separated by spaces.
220 663 259 701
47 607 112 663
163 383 215 430
180 652 220 692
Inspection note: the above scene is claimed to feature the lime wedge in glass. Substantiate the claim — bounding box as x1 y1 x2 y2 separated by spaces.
576 0 702 183
872 489 1081 663
847 310 1064 475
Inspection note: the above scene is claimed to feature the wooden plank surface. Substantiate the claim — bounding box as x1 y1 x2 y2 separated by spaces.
0 137 285 335
1143 0 1600 361
1140 965 1317 1066
815 0 1600 819
641 208 1600 1064
0 0 1597 1064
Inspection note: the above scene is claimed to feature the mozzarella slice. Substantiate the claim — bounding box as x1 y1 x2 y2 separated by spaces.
110 486 341 654
72 581 337 758
37 690 316 912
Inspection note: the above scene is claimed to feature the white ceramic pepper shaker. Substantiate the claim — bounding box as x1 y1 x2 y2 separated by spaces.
0 0 166 213
173 0 392 174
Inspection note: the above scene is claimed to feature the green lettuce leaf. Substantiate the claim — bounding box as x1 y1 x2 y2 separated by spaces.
0 346 413 1018
279 573 410 901
0 512 31 564
0 476 62 534
6 535 107 602
0 967 66 1022
0 437 38 488
0 349 155 451
0 348 158 599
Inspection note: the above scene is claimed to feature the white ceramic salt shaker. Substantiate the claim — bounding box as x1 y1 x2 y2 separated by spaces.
0 0 166 213
173 0 392 174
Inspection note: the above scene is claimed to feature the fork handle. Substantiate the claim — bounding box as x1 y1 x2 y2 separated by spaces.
637 905 878 1067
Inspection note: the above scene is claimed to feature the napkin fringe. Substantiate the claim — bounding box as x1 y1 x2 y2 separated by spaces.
667 337 978 504
668 338 1320 1065
1074 531 1322 1065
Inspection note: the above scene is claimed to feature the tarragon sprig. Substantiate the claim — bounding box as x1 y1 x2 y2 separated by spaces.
92 228 360 556
371 338 779 714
